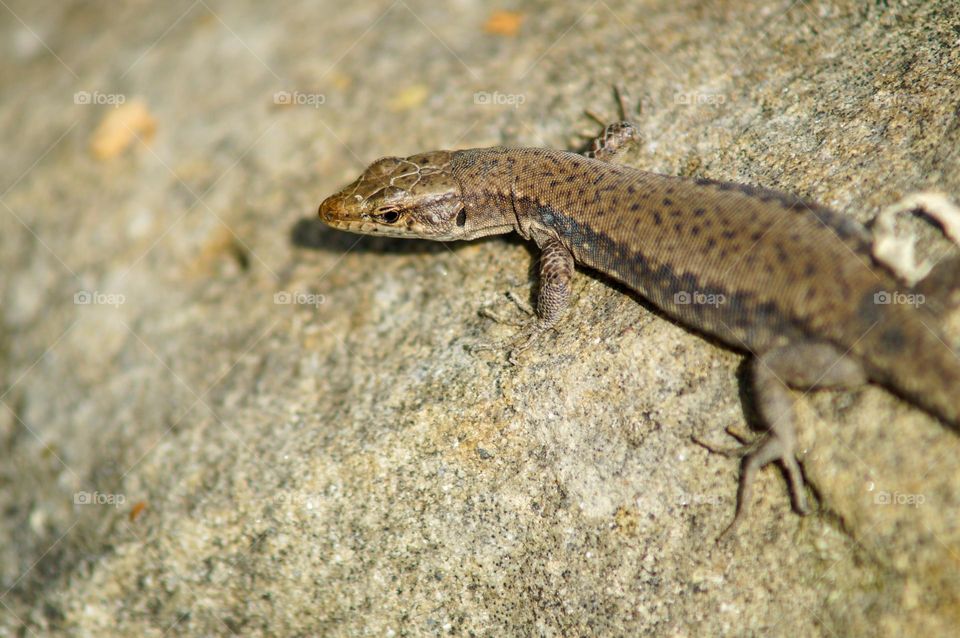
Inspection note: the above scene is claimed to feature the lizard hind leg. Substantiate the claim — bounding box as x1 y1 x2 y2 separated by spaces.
719 341 868 540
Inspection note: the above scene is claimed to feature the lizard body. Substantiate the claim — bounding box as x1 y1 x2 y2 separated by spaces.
318 122 959 534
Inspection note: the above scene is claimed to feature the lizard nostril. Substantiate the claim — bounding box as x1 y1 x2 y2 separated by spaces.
318 196 336 221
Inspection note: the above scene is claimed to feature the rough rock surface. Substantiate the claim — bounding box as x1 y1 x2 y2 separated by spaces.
1 1 958 635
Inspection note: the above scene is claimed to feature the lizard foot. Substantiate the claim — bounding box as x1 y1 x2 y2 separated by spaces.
471 241 571 367
470 292 546 364
693 427 807 542
707 342 866 540
690 425 759 458
716 432 809 542
467 326 546 365
477 291 535 326
578 85 642 163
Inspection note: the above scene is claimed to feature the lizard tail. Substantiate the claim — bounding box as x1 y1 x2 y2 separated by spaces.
859 305 960 428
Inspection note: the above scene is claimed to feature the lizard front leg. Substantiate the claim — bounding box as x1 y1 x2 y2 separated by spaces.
584 121 641 163
580 85 641 163
498 112 637 360
505 231 576 364
476 90 635 359
472 230 575 364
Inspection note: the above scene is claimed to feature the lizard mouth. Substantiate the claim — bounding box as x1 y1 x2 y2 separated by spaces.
318 194 370 231
318 195 413 237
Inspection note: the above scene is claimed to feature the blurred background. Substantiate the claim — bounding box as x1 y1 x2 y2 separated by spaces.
1 1 959 635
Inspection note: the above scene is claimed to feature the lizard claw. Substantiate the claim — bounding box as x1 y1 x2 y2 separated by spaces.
693 427 810 542
471 291 544 363
715 435 810 542
477 291 535 326
690 425 760 458
467 325 545 365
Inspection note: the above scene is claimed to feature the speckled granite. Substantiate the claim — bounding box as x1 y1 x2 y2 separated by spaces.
1 1 959 635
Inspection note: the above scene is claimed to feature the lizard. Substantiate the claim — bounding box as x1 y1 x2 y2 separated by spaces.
317 105 960 537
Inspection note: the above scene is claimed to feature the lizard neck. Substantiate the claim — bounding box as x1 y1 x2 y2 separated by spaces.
449 148 529 240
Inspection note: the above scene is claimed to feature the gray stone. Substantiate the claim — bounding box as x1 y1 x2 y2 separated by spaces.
1 1 958 635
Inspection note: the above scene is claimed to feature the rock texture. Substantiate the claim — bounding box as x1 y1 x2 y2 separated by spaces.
1 1 958 635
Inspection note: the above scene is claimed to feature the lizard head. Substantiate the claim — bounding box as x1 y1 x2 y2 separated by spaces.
319 150 467 240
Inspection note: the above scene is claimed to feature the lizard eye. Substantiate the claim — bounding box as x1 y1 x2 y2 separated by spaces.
376 208 402 224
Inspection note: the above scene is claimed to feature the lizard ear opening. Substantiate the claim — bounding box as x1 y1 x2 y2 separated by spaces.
456 208 467 227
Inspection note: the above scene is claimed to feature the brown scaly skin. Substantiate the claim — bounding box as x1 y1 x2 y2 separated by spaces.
319 121 960 537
